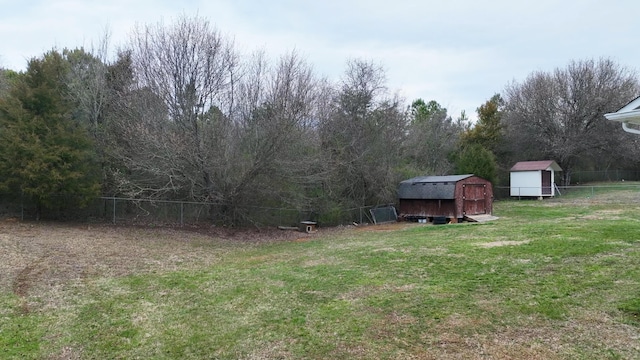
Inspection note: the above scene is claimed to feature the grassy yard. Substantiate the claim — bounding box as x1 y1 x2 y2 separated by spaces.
1 187 640 359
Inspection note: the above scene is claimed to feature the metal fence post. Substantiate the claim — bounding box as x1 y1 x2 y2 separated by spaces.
180 202 184 227
112 197 116 224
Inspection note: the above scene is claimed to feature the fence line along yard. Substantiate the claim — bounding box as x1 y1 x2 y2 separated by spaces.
494 183 640 199
3 183 640 226
96 197 378 227
2 194 379 228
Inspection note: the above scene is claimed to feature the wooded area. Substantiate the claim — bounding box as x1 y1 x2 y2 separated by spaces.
2 15 640 224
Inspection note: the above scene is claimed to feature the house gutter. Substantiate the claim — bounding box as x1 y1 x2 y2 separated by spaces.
622 122 640 135
604 111 640 134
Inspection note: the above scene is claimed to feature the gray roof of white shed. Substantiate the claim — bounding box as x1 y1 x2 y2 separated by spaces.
398 174 473 200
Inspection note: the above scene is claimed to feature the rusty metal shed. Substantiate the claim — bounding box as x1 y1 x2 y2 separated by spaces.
398 174 493 223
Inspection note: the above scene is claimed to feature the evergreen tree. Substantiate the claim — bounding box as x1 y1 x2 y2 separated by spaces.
460 94 504 154
453 143 497 184
454 94 504 184
0 51 100 218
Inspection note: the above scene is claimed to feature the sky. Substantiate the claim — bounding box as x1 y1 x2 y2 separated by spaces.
2 0 640 120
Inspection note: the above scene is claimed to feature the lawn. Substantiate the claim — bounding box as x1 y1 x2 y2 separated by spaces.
1 187 639 359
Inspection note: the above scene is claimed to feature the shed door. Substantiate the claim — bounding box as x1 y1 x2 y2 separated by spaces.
462 184 487 215
542 171 552 195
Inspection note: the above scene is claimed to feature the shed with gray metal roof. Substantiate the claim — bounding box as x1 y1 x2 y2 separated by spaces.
398 174 493 223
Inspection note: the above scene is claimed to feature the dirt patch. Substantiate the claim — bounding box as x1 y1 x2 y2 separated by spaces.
477 240 530 248
0 221 316 310
13 260 43 298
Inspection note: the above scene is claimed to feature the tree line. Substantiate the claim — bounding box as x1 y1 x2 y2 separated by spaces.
1 15 639 223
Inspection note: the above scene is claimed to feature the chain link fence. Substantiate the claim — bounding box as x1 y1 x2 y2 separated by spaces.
494 183 640 200
572 170 640 183
4 171 639 226
0 194 379 228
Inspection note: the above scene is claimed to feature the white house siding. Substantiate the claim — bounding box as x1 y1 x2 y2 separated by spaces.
510 171 541 196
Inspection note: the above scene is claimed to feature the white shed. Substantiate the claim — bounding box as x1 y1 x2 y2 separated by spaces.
510 160 562 198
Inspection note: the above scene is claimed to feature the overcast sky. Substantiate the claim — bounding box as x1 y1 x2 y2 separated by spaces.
1 0 639 120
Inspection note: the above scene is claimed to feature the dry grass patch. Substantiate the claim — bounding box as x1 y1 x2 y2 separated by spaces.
50 345 83 360
578 208 625 220
418 311 639 359
356 222 416 232
477 240 530 248
242 340 295 360
301 257 341 267
0 221 306 313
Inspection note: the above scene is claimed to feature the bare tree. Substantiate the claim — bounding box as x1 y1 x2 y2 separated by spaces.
106 87 176 197
110 15 239 202
224 50 323 221
109 24 323 224
404 99 466 176
319 59 407 208
131 15 238 129
503 58 639 184
65 30 112 135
